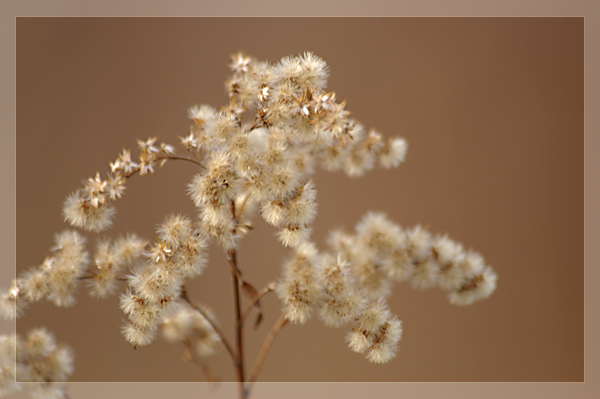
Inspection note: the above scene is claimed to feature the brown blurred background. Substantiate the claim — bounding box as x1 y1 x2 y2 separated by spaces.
14 18 582 383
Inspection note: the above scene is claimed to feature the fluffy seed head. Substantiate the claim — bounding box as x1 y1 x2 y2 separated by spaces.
380 137 408 169
276 224 312 248
277 242 322 324
365 317 402 364
157 214 194 249
449 266 497 306
297 52 329 90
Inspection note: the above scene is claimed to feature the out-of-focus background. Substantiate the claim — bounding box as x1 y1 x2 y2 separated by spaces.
13 18 582 383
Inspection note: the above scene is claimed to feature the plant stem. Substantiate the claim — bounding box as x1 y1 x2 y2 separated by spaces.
184 337 218 383
179 287 236 364
249 313 288 385
228 249 247 399
240 282 276 325
156 154 205 169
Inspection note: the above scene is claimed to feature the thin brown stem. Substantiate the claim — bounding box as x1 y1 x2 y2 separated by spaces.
249 313 289 384
156 154 205 169
122 154 205 181
183 337 219 383
228 249 247 399
179 288 236 365
240 282 277 325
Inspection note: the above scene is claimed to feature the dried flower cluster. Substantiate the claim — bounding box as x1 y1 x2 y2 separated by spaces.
162 302 222 358
4 51 497 397
331 212 497 306
0 329 73 399
1 231 89 320
120 215 209 347
277 212 497 363
60 51 408 250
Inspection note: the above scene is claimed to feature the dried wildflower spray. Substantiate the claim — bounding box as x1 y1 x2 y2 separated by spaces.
2 51 497 399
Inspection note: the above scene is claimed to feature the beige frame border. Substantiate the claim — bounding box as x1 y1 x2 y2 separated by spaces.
1 1 595 398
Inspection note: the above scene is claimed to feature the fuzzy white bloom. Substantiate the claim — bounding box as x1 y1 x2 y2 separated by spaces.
88 234 147 298
88 239 120 298
205 112 239 143
277 242 322 324
364 317 402 364
460 250 487 279
274 55 301 83
63 190 116 232
188 152 241 206
121 323 157 348
321 289 366 328
113 233 147 265
345 147 376 178
381 248 414 282
0 334 20 397
410 258 440 290
1 231 87 318
14 328 74 387
449 266 498 306
433 234 465 266
349 253 392 299
327 229 356 261
433 235 470 290
158 214 194 249
318 254 365 327
261 180 317 229
356 212 403 258
347 303 402 363
296 52 329 90
261 200 287 228
161 303 222 357
356 299 391 334
346 329 370 354
276 224 312 248
234 75 261 107
21 268 49 302
117 214 210 349
173 231 208 278
380 137 408 169
290 145 316 177
188 104 218 127
266 165 300 200
285 180 318 225
43 231 88 307
120 291 160 330
198 206 238 251
404 225 432 262
320 142 348 172
228 129 257 162
0 280 27 319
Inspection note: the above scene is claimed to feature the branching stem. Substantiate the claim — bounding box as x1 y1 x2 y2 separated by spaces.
228 249 247 399
240 283 276 325
249 313 289 384
179 287 236 365
183 337 219 383
156 154 205 169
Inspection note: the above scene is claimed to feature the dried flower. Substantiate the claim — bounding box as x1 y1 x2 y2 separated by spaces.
0 329 74 398
6 50 497 391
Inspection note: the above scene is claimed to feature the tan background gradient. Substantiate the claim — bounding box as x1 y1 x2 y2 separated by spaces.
1 4 596 399
13 17 583 384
